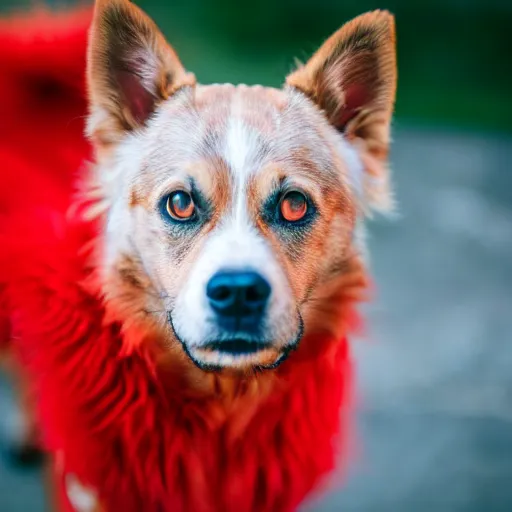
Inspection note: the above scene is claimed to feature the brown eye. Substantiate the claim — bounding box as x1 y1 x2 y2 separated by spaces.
280 191 308 222
166 191 196 221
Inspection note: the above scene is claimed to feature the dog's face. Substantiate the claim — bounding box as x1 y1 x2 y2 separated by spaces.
86 0 396 372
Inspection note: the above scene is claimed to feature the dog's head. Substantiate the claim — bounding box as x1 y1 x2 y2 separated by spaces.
86 0 396 372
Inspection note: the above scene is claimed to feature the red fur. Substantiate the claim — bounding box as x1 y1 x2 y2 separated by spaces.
0 8 361 511
0 7 92 348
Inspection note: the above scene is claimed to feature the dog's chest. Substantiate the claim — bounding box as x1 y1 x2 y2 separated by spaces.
40 331 352 512
53 347 350 512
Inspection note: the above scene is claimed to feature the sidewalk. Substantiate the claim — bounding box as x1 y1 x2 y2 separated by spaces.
314 128 512 511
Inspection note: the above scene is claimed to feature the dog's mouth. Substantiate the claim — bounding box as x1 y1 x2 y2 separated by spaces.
169 314 303 372
202 339 272 355
189 339 286 371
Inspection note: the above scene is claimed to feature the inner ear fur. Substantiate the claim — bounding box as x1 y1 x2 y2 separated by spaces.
87 0 195 148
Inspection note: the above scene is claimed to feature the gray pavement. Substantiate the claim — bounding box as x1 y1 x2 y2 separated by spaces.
1 127 511 511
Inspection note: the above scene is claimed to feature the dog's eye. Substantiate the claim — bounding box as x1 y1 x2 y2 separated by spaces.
280 191 308 222
166 191 196 221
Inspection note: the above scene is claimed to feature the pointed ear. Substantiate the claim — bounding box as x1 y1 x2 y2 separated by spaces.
87 0 195 148
287 11 397 211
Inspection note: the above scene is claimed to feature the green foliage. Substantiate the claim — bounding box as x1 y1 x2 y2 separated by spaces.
1 0 509 132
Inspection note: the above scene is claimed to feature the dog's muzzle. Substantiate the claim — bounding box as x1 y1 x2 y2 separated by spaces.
170 269 302 371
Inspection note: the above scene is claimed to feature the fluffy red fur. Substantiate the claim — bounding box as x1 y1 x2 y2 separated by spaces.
0 8 92 350
0 7 361 511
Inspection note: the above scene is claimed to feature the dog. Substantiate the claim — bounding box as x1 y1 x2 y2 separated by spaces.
0 0 396 510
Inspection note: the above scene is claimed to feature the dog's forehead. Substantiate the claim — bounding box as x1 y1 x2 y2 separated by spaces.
151 84 339 179
194 84 288 130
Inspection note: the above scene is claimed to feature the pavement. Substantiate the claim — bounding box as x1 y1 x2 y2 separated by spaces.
1 126 511 511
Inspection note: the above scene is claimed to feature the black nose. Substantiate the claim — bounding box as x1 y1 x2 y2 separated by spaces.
206 271 271 326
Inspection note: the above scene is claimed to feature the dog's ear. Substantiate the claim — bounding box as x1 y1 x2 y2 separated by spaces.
87 0 195 149
287 11 397 212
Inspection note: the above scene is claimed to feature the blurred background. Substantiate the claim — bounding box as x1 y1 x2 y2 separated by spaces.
0 0 511 510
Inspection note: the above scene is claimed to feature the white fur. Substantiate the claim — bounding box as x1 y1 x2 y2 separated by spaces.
226 116 253 227
224 91 261 227
129 47 160 95
65 474 98 512
334 136 365 200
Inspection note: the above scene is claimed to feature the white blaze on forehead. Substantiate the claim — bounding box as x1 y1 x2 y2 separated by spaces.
223 89 267 225
226 117 251 224
225 116 253 179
